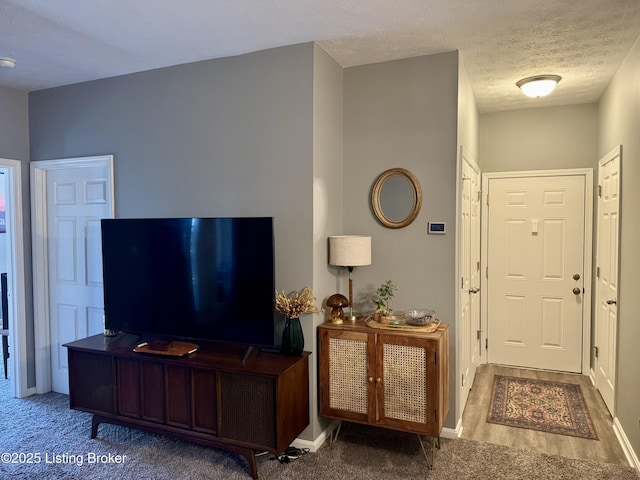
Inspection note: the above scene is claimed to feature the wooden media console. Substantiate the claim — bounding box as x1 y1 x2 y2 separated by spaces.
65 333 310 479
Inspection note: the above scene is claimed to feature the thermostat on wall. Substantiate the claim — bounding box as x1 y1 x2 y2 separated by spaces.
427 222 446 235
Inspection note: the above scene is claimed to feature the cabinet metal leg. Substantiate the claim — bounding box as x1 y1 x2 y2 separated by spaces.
417 435 439 469
329 421 342 447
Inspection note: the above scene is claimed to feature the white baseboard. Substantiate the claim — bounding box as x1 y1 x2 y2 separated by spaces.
589 370 637 471
294 418 462 453
291 424 334 453
441 417 463 439
613 417 640 470
290 436 324 453
21 386 37 398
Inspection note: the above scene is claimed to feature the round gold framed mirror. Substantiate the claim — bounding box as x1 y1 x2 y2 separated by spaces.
371 168 422 228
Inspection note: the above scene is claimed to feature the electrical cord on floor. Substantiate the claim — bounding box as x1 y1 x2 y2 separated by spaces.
269 447 310 464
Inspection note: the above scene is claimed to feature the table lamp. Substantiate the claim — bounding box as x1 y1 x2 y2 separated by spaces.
329 235 372 320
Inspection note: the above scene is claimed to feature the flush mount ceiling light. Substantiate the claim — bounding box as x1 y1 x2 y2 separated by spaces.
516 74 561 98
0 57 17 69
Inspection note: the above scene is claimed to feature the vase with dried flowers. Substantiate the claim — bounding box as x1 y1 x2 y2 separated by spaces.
275 286 320 355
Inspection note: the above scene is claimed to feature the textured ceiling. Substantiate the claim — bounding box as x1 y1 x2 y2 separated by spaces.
1 0 639 113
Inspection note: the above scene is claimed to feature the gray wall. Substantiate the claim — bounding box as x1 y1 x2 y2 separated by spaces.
0 85 35 388
310 44 343 439
597 35 640 462
27 36 637 456
480 104 598 172
343 51 459 428
27 43 462 440
0 86 29 160
29 42 317 294
29 43 321 441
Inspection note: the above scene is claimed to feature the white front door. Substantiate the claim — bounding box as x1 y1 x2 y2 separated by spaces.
486 173 589 373
594 146 621 414
459 149 481 409
37 157 114 394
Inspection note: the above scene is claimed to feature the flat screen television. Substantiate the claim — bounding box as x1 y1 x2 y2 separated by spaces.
101 217 276 348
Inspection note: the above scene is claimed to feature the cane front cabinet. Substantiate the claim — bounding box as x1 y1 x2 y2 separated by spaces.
319 320 449 438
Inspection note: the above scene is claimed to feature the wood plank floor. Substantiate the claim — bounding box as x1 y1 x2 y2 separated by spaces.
460 364 629 466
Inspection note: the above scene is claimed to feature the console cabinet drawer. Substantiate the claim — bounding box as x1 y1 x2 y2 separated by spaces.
68 350 114 415
140 361 164 423
116 358 140 418
192 368 217 434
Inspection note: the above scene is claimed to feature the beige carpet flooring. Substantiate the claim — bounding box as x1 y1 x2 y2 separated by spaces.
1 355 637 479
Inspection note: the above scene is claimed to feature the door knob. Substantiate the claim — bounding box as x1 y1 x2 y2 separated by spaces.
572 287 581 295
606 299 617 305
573 273 581 280
469 287 480 294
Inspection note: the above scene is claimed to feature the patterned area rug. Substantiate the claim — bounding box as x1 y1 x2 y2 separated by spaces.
487 375 598 440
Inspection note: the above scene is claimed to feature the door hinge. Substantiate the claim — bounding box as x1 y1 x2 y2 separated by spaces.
486 266 489 278
485 338 488 350
477 329 482 340
461 374 465 387
594 346 599 358
477 261 480 272
596 266 600 278
461 277 464 289
434 352 437 365
486 194 489 206
598 185 602 197
477 190 482 202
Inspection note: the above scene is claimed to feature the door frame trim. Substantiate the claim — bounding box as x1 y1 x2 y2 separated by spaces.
481 168 593 374
0 158 29 397
31 155 115 393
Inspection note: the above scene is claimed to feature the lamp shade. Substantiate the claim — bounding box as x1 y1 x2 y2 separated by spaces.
329 235 371 267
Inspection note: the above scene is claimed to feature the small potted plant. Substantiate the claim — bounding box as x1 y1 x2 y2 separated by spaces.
372 280 397 322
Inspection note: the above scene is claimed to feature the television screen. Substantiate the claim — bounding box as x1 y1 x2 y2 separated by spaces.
101 217 276 347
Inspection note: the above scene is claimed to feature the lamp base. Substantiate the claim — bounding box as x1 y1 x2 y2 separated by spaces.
346 272 359 321
330 307 344 324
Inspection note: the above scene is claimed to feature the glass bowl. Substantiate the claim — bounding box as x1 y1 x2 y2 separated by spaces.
405 309 436 326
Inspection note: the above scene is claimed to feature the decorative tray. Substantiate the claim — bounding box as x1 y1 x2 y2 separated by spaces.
365 316 441 333
134 341 199 356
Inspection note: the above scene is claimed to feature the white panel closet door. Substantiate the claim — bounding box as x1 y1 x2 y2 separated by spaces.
594 146 621 414
47 165 111 393
459 149 481 409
